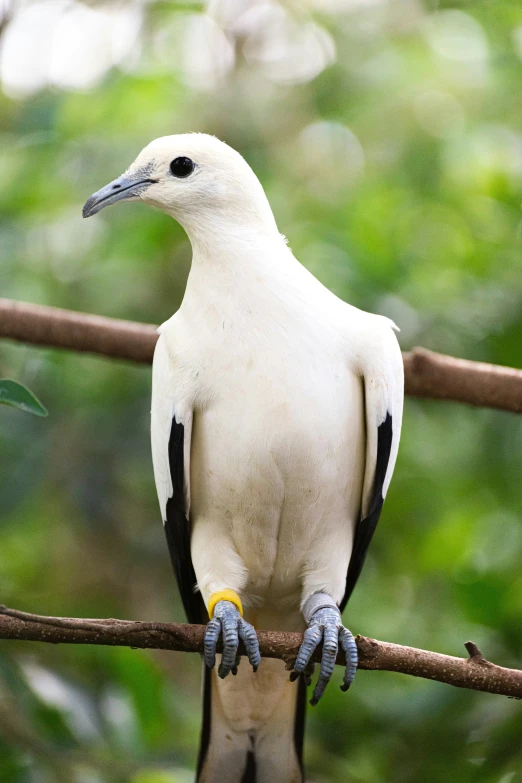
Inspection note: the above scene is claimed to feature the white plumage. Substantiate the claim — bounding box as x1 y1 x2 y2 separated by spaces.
153 232 402 608
84 133 404 783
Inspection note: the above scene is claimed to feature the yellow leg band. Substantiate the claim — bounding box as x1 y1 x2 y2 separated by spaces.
208 589 243 619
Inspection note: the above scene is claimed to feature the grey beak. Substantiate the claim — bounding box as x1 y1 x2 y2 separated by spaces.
82 172 157 218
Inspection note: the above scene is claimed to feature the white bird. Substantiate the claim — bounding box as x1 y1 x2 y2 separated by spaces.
83 134 404 783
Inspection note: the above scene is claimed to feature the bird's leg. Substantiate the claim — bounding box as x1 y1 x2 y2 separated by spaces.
292 593 358 706
204 594 261 679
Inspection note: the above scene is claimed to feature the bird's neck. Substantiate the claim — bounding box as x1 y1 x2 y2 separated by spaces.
180 209 287 274
179 219 300 316
193 226 281 264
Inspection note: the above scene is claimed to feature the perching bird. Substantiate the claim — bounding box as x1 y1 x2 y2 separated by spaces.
83 134 404 783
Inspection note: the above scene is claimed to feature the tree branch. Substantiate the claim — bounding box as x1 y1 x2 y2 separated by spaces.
0 298 157 364
0 606 520 699
403 348 522 413
1 298 521 412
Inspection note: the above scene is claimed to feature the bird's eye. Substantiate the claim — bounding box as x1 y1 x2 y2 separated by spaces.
170 157 195 178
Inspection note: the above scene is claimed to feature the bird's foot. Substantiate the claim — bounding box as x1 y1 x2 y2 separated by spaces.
204 600 261 679
291 601 358 706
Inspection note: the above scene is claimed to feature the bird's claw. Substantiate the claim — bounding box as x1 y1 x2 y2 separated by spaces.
204 600 261 678
289 661 314 687
292 606 357 705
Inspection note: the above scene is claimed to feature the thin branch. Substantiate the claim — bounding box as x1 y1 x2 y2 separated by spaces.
0 298 157 364
1 606 521 699
1 299 521 412
403 348 522 413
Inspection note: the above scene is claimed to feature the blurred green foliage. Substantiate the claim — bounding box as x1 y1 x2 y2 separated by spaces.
1 1 522 781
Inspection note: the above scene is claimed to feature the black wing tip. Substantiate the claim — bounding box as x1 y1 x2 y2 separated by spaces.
165 416 207 626
341 412 393 610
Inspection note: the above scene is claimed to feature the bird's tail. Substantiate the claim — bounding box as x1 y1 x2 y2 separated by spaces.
196 654 305 783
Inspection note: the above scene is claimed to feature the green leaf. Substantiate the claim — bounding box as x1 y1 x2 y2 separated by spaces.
0 379 48 417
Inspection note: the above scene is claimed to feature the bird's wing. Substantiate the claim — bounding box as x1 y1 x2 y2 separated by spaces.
151 332 206 625
341 320 404 610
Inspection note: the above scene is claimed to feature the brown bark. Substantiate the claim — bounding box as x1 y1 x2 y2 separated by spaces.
403 347 522 413
1 606 520 699
1 298 521 413
0 298 157 364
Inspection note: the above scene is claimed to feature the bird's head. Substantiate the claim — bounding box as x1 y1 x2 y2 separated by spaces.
82 133 277 236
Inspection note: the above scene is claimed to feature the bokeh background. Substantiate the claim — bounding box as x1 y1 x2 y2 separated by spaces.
1 0 522 781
